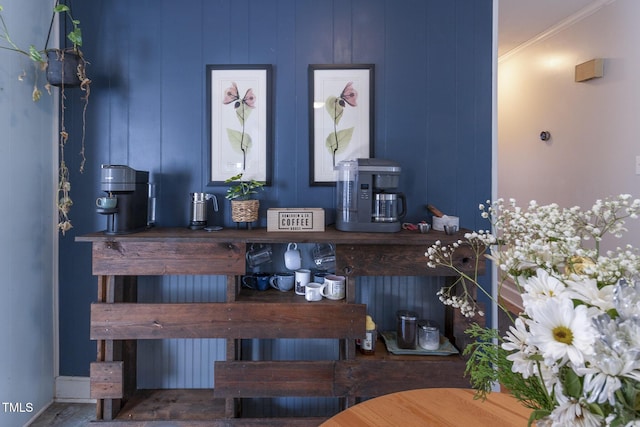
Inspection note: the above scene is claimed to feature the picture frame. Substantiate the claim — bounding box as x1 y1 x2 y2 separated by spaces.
207 64 272 185
309 64 374 185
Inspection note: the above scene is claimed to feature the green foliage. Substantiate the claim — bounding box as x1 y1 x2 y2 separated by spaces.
53 4 82 49
463 324 554 417
224 173 264 201
0 3 83 62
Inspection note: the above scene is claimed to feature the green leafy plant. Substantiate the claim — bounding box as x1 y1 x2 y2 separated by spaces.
0 2 91 234
224 173 265 201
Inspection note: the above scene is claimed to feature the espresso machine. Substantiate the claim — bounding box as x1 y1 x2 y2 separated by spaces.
97 165 150 235
335 158 406 232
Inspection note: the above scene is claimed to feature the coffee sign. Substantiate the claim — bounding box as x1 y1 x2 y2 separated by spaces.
267 208 325 232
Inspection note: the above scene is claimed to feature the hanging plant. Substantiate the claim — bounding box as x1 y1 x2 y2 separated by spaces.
0 1 91 234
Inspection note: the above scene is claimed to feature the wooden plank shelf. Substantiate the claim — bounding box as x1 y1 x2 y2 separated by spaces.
78 227 484 423
91 302 366 340
235 288 348 303
108 389 327 426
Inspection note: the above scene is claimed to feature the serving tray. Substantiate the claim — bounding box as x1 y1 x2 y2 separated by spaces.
380 331 459 356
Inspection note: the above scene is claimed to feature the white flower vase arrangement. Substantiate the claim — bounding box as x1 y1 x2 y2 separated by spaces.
426 195 640 427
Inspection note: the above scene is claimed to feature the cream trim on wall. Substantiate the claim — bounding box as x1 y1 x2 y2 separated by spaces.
499 0 617 63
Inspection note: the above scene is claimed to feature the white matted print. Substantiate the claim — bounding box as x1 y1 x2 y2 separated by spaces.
309 64 374 185
208 65 272 185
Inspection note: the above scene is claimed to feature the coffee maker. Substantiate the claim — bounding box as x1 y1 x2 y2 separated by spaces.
97 165 149 235
335 158 406 232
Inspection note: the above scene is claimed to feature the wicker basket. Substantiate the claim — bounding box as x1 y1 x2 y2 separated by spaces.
231 199 260 223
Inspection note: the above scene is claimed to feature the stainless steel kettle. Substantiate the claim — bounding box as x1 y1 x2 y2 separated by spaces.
189 192 218 229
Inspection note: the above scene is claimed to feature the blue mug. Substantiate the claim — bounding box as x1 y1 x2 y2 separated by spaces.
270 272 295 292
242 273 271 291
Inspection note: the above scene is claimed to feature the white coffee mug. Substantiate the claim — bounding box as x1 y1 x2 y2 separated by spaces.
305 282 324 302
321 274 346 300
295 269 311 295
284 242 302 270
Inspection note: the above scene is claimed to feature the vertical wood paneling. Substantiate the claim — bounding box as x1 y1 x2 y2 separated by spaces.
137 275 227 388
127 0 163 182
333 0 353 63
158 0 204 226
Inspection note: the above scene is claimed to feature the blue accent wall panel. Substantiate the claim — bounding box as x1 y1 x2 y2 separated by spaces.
59 0 493 393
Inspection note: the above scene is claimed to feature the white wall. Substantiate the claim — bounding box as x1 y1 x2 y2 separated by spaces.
0 0 56 425
498 0 640 249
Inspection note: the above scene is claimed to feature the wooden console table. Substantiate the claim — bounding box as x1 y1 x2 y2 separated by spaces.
77 226 484 425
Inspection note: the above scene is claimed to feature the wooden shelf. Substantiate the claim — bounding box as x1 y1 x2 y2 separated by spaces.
115 389 327 426
78 227 481 423
236 287 348 304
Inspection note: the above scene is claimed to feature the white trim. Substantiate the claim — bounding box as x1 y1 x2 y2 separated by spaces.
51 5 61 383
55 376 95 403
498 0 618 63
491 0 499 332
491 0 500 394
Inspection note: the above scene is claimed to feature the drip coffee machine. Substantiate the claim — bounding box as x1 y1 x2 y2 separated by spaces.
335 158 406 232
97 165 150 235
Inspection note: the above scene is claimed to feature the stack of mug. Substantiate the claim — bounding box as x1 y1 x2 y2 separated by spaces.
242 242 345 301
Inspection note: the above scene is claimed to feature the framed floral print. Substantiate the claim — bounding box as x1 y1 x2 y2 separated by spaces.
309 64 374 185
207 64 272 185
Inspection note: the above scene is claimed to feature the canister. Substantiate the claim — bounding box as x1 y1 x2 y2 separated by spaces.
418 319 440 350
396 310 418 349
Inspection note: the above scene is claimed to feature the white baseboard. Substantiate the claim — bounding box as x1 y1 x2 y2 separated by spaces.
55 376 95 403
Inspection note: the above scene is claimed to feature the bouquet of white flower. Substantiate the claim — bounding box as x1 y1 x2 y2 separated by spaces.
426 195 640 427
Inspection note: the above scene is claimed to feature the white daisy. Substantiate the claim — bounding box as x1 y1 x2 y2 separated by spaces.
549 394 603 427
521 268 568 315
527 298 596 367
502 317 537 378
564 277 615 314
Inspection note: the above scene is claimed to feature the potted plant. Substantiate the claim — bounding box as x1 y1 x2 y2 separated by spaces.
224 173 265 224
0 2 91 234
0 3 89 95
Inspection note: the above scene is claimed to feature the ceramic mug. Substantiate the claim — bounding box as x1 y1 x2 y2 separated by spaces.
96 196 117 209
242 273 271 291
270 272 295 292
305 282 324 302
313 271 329 283
284 242 302 270
295 269 311 295
321 274 346 300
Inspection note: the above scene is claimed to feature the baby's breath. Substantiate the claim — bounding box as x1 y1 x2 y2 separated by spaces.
426 194 640 425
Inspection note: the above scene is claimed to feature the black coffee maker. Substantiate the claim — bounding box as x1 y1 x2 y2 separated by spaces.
97 165 149 234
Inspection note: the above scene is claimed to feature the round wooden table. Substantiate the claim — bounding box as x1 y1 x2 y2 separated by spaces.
321 388 531 426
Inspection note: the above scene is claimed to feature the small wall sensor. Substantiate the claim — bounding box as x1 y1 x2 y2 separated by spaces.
540 131 551 141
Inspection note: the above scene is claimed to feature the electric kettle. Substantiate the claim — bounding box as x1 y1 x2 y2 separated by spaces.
189 192 218 229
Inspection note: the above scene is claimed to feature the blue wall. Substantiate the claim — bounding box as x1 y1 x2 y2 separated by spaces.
59 0 492 377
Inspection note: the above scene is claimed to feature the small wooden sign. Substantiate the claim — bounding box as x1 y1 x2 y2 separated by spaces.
267 208 325 232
